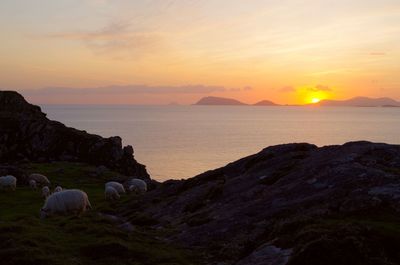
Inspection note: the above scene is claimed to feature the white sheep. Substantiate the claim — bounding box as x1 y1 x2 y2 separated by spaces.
29 179 37 190
105 186 120 201
127 178 147 194
29 173 51 186
42 186 50 199
54 186 62 193
0 175 17 191
105 181 125 194
40 189 92 219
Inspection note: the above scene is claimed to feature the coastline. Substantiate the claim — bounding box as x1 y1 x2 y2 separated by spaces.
2 91 400 264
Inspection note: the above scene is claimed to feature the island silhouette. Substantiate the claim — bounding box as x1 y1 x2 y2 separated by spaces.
194 96 400 107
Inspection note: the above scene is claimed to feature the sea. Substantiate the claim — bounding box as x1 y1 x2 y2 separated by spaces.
41 105 400 181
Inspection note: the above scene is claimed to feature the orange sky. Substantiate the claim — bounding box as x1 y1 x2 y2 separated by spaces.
0 0 399 105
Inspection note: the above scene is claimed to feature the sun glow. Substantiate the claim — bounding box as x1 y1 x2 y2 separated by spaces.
311 98 321 104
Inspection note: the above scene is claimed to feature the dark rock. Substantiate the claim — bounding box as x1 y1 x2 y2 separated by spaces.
122 141 400 264
123 145 134 156
237 244 292 265
0 90 149 180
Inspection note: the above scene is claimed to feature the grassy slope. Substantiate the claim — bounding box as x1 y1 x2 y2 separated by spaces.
0 162 195 265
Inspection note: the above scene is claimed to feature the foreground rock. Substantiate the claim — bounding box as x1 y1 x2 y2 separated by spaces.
122 141 400 264
0 91 149 180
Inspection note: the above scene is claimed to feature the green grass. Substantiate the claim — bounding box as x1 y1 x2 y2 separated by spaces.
0 162 196 265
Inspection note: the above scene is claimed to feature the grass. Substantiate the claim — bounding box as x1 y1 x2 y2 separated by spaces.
0 162 196 265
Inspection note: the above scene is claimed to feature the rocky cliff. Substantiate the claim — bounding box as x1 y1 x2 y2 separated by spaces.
122 141 400 265
0 91 149 180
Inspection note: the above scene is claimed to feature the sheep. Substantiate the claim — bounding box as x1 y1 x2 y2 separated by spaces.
42 186 50 199
54 186 62 193
127 178 147 194
105 181 125 194
105 186 120 201
29 179 37 190
29 173 50 186
0 175 17 191
40 189 92 219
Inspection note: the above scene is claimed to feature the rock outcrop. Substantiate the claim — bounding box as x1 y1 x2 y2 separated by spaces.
122 141 400 264
0 91 149 180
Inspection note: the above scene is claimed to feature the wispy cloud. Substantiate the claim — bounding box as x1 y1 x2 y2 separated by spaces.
43 21 166 57
308 84 332 92
20 84 250 96
279 86 296 93
369 52 387 56
278 85 332 94
243 86 253 91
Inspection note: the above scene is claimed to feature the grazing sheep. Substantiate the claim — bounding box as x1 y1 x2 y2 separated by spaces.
105 181 125 194
0 175 17 191
54 186 62 193
127 178 147 194
29 173 51 186
42 186 50 199
105 186 120 201
40 189 92 219
29 179 37 190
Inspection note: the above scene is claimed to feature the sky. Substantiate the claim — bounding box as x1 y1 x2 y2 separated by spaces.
0 0 399 105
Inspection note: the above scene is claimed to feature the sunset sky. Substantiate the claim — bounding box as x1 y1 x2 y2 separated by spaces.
0 0 399 104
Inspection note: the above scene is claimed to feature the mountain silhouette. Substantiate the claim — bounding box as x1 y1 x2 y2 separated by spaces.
194 96 247 105
253 100 279 106
316 97 400 107
195 96 400 107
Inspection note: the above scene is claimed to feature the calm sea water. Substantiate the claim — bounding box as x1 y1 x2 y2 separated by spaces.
41 105 400 181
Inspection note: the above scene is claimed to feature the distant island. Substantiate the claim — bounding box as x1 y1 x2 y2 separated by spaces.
253 99 279 106
195 96 400 107
314 97 400 107
194 96 279 106
194 96 248 105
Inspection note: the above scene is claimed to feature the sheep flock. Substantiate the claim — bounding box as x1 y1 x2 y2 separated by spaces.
0 172 148 219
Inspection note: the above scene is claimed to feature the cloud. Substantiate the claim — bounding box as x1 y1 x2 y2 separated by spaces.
230 88 241 92
279 86 296 93
308 84 332 92
243 86 253 91
227 86 252 92
20 84 249 96
43 21 165 57
369 52 386 56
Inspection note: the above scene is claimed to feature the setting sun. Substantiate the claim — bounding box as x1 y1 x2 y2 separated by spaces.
311 98 321 104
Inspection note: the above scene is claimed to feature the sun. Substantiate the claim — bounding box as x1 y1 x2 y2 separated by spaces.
311 98 321 104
